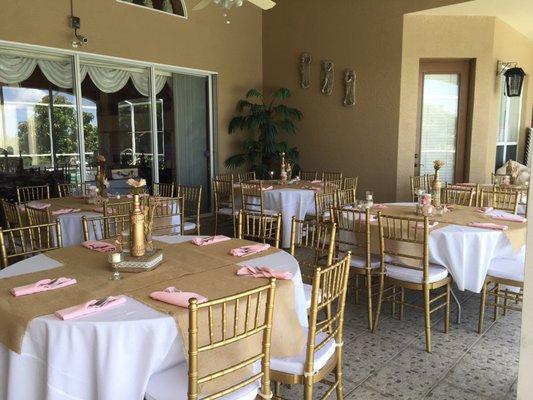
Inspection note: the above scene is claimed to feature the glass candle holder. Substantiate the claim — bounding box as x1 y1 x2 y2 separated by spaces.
108 252 123 281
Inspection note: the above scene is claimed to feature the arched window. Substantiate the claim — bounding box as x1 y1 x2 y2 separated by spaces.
116 0 188 19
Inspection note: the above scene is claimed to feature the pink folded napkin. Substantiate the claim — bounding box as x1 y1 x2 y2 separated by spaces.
372 204 388 209
11 277 77 297
301 185 321 191
475 207 493 213
55 295 127 320
150 287 208 308
415 221 439 229
491 214 527 223
82 240 117 253
191 235 231 246
311 180 322 183
93 207 104 213
237 266 293 280
468 222 508 231
230 243 270 257
25 201 51 210
52 208 81 216
261 186 273 191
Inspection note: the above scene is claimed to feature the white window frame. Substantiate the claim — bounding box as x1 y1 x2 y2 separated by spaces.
497 75 523 165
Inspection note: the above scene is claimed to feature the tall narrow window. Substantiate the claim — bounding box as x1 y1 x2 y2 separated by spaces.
496 76 523 170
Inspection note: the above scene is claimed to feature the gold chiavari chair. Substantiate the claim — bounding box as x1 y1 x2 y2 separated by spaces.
426 174 436 192
215 172 235 181
289 218 336 308
150 196 185 236
299 171 318 181
82 214 130 241
491 173 511 185
237 210 281 248
322 171 343 182
271 253 351 400
26 206 52 226
213 179 238 236
2 200 22 228
479 187 521 214
478 258 524 334
342 176 358 191
152 182 175 197
410 175 427 202
103 200 133 216
442 184 475 206
0 220 62 269
177 184 203 235
57 183 86 198
239 182 277 216
314 192 335 223
16 184 50 204
373 214 452 353
332 207 380 330
145 279 276 400
334 188 356 208
238 171 256 182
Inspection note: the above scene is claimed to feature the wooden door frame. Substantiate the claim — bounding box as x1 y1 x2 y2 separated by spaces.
416 59 473 183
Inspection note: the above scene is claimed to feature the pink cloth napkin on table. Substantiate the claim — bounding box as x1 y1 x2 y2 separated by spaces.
468 222 509 231
372 204 388 209
19 201 51 211
491 214 527 223
415 221 439 229
456 183 477 187
82 240 117 253
236 266 293 280
301 186 321 192
475 207 493 213
52 208 81 216
311 180 322 183
230 243 270 257
55 295 127 320
191 235 231 246
150 287 208 308
93 207 104 213
10 277 77 297
261 186 273 191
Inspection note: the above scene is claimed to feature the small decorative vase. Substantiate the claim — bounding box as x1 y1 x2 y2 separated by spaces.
431 161 443 208
130 194 146 257
280 152 287 184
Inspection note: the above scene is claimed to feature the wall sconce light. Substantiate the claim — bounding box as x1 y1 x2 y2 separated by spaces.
497 61 526 98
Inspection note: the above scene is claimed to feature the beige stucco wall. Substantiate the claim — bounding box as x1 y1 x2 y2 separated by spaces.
398 15 533 200
0 0 263 172
262 0 467 202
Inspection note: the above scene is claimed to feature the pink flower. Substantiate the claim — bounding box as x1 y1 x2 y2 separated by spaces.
97 155 106 163
127 178 147 188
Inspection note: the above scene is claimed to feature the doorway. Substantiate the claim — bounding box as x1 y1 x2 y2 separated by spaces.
416 60 472 183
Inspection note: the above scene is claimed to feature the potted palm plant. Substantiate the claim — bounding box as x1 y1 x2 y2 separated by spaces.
225 88 303 179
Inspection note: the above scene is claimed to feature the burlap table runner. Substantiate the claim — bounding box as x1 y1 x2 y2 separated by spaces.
237 179 325 193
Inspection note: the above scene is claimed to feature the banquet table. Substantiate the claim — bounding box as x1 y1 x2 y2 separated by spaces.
0 236 307 400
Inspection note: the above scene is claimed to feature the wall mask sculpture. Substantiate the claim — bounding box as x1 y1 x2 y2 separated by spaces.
343 69 356 107
320 60 334 96
299 53 312 89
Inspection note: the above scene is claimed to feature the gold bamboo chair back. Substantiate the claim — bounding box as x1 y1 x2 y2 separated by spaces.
314 192 335 222
443 184 475 206
57 183 86 198
410 176 427 201
215 172 235 182
213 179 237 236
239 182 266 214
177 184 203 235
26 206 52 226
237 210 281 248
323 179 342 194
150 196 184 236
426 174 436 191
480 187 521 214
271 253 351 399
82 214 130 241
238 171 256 182
491 173 511 185
322 171 342 181
343 176 358 191
103 200 133 216
16 185 50 204
2 200 22 228
0 220 62 269
187 279 275 400
152 182 175 197
299 171 318 181
335 188 356 207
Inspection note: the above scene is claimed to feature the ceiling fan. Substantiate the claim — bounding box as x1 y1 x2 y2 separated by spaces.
193 0 276 11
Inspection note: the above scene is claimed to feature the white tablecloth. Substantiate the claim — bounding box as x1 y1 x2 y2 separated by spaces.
57 211 100 247
0 236 306 400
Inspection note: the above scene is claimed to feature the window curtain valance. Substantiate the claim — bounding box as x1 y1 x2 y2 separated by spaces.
0 53 168 96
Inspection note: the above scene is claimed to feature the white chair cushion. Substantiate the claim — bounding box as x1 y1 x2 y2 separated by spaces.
350 254 380 269
386 264 448 284
145 362 259 400
183 222 197 231
488 258 524 282
218 207 238 216
270 328 336 376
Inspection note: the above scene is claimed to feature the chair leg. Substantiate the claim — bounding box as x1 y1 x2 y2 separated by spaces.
391 286 397 317
354 274 360 304
493 283 500 321
372 273 385 333
335 347 344 400
399 287 405 321
214 213 219 235
423 286 432 353
478 280 488 334
504 289 509 316
273 381 281 400
303 377 313 400
366 272 373 330
444 283 450 333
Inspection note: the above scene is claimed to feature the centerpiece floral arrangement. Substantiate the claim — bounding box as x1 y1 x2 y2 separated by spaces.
127 178 147 195
95 155 109 198
431 160 445 207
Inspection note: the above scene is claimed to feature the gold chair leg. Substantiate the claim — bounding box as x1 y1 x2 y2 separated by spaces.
399 287 405 321
478 280 488 334
273 381 281 399
391 286 397 317
493 283 500 321
354 274 360 304
214 213 219 235
335 350 344 399
423 286 432 353
504 289 509 316
372 272 385 333
366 272 373 330
303 377 313 400
444 283 450 333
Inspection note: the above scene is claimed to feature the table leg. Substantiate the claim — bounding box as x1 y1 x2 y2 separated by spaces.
450 289 462 324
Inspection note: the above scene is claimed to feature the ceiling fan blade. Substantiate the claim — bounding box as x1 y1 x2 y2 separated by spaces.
193 0 213 11
246 0 276 10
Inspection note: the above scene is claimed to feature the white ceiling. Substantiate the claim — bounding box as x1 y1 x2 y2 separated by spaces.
411 0 533 41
